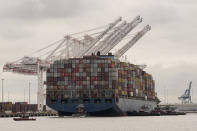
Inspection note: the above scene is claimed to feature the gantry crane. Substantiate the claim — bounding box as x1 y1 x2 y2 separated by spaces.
178 81 193 104
3 35 94 111
2 16 151 111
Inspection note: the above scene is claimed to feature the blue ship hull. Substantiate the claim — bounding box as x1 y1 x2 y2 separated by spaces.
47 97 158 116
46 98 124 116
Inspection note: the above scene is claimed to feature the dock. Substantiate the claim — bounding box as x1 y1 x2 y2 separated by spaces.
0 112 57 118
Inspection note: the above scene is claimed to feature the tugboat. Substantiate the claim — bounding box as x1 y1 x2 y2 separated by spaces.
138 104 151 116
13 114 36 121
152 105 186 116
72 104 87 117
127 104 157 116
163 105 186 115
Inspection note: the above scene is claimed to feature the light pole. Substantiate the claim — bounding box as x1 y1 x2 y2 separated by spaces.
24 88 25 102
29 82 31 104
1 79 4 102
8 91 10 102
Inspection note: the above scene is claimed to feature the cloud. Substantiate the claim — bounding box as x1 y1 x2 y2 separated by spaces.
0 0 107 39
0 21 34 39
138 3 180 25
0 0 104 20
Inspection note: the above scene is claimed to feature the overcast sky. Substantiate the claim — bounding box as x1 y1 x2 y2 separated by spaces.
0 0 196 104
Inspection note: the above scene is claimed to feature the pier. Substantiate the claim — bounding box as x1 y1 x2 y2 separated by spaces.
0 112 57 118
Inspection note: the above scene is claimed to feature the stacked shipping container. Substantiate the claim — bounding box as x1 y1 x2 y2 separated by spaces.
0 102 12 112
46 55 156 102
12 103 38 113
0 102 38 113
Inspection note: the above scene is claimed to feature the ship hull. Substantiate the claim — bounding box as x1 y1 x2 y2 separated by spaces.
117 98 157 112
46 98 157 116
46 55 159 116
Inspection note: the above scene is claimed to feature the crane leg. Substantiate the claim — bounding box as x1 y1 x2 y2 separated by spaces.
37 67 45 111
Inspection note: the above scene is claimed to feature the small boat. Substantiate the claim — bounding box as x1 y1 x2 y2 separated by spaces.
13 115 36 121
72 104 87 117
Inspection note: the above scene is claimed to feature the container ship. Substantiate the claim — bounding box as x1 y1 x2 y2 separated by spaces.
44 16 159 116
46 53 159 116
2 16 159 113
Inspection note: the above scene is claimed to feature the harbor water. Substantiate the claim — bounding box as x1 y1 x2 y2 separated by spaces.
0 113 197 131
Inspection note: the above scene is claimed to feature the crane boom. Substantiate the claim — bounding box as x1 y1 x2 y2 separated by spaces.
115 25 151 58
99 22 132 54
101 16 142 55
77 17 122 57
88 21 127 54
46 37 67 60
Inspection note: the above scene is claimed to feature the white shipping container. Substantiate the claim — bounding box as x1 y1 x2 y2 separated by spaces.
136 89 138 94
130 92 133 96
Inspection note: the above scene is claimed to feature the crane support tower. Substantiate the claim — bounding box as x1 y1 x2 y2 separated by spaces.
2 16 151 111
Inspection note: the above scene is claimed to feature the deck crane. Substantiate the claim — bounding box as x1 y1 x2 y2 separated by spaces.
77 17 122 57
178 81 192 104
101 16 142 55
114 25 151 58
86 21 127 55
